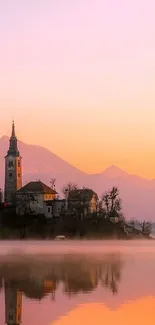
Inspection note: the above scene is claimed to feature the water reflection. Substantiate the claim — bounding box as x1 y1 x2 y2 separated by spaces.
0 253 123 299
51 300 155 325
4 280 22 325
0 253 123 324
1 248 155 325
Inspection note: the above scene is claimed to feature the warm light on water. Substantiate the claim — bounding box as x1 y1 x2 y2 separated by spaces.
0 240 155 324
52 300 155 325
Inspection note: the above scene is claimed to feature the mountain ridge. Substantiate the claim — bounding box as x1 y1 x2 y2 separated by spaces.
0 135 154 181
0 136 155 221
0 135 85 174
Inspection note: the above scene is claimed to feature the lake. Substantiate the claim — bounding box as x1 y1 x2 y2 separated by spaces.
0 240 155 325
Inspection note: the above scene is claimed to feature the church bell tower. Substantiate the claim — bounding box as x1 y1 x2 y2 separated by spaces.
4 121 22 205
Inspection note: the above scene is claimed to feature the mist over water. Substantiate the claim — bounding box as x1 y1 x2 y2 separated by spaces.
0 239 154 257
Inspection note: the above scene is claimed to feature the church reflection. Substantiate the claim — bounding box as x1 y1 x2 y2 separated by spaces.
1 253 123 324
4 280 22 325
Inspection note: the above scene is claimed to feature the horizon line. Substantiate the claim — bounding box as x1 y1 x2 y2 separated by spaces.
0 134 154 181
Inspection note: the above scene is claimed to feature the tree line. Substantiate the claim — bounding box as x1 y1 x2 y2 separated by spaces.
0 180 152 239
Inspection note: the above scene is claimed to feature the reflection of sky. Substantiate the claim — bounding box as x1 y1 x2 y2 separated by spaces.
1 252 155 324
52 300 155 325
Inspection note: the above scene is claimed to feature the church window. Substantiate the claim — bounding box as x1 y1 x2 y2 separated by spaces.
9 161 13 168
9 314 13 321
48 207 51 213
18 173 20 178
18 161 20 167
9 173 12 177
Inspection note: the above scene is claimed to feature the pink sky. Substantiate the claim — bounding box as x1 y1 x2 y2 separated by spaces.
0 0 155 178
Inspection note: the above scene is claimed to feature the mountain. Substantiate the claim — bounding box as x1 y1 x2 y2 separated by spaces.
0 136 155 221
0 135 88 189
101 165 129 178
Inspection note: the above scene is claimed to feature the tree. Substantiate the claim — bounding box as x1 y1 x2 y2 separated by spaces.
129 219 136 227
101 187 122 217
16 193 37 215
101 192 110 213
140 221 152 235
61 182 78 199
50 178 56 190
128 219 152 236
16 193 39 238
109 187 122 212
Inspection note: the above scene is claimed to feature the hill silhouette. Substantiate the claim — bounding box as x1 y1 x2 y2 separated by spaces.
0 136 155 221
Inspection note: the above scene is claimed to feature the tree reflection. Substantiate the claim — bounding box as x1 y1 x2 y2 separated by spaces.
60 258 99 295
98 254 122 294
0 253 123 300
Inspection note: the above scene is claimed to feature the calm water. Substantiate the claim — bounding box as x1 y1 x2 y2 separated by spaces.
0 240 155 325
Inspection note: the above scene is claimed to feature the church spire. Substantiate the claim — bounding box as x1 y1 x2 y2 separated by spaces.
7 121 20 157
11 120 16 137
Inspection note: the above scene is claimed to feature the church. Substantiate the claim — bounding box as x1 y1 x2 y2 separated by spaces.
4 122 58 217
4 122 97 219
4 121 22 206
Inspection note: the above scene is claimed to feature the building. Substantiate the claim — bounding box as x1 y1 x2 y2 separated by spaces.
4 121 22 206
4 280 22 325
16 181 57 216
68 189 98 218
44 199 66 218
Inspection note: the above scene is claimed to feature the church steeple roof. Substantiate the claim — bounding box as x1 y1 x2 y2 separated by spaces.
11 120 16 137
7 121 20 157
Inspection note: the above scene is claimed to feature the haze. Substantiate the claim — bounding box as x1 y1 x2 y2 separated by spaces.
0 0 155 178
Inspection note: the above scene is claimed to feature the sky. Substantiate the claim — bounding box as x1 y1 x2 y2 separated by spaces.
0 0 155 178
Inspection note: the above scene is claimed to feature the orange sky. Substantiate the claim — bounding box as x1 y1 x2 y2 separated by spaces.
1 1 155 179
1 109 155 179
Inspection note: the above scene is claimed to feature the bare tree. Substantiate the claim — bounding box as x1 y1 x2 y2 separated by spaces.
16 193 37 215
50 178 56 190
61 182 78 199
101 192 110 213
101 187 122 218
140 221 152 234
109 187 121 212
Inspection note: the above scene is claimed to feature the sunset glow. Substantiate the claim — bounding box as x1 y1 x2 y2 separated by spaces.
0 0 155 178
52 299 155 325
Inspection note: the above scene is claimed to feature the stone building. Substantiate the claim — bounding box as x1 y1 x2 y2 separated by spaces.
4 121 22 206
16 181 57 216
68 189 98 218
44 199 66 218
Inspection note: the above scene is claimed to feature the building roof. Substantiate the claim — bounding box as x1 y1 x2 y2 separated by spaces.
68 189 98 201
6 121 20 157
17 181 57 194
